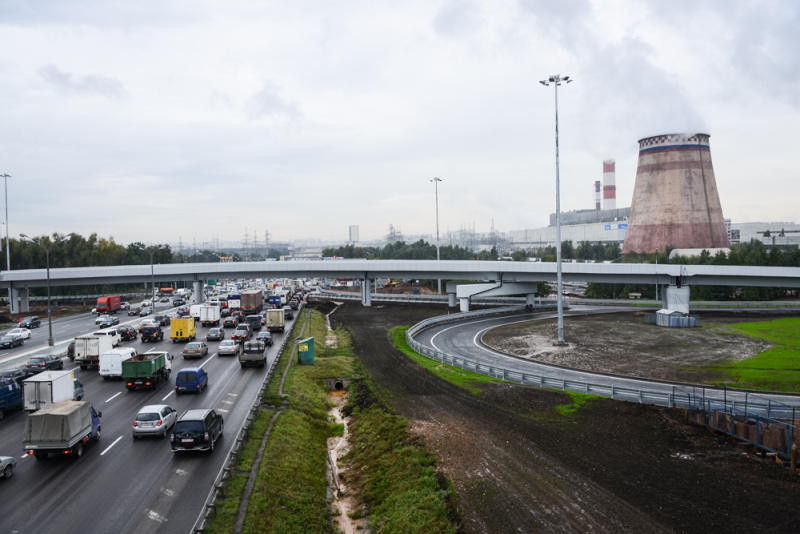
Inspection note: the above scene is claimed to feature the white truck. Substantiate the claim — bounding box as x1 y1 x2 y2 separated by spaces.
199 305 221 327
74 334 115 370
265 308 285 333
98 348 136 380
23 370 76 412
189 304 202 322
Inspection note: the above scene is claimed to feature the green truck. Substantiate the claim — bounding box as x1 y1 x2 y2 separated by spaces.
122 352 173 391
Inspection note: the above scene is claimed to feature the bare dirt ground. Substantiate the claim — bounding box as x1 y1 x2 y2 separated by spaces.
483 312 774 383
325 302 800 533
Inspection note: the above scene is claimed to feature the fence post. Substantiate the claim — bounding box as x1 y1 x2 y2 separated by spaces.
611 385 615 399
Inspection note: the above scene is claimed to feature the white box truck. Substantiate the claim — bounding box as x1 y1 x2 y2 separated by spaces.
265 308 285 333
98 347 136 380
74 335 115 370
23 400 101 459
23 370 75 411
199 305 221 327
190 304 202 322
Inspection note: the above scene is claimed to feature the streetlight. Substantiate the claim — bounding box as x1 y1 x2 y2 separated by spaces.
2 173 10 312
20 233 76 347
539 74 572 345
430 177 442 294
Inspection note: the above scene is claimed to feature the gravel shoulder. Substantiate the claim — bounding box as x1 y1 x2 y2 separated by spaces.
328 302 800 533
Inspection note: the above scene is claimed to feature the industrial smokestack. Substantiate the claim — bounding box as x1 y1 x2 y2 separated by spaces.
623 133 729 254
602 159 616 210
594 180 601 210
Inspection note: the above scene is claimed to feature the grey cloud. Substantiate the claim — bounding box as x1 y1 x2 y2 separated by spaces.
434 0 479 37
245 82 300 121
38 64 126 98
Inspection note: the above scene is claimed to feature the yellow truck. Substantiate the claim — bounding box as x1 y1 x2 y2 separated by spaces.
170 318 196 343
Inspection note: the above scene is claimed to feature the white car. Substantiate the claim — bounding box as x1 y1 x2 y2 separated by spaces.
132 404 178 439
95 314 112 325
6 328 31 340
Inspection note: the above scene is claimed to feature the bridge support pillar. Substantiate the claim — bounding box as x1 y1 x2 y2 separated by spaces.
459 297 470 312
448 292 457 307
18 288 30 313
9 287 18 315
661 284 689 314
193 280 205 304
526 293 536 306
361 277 371 307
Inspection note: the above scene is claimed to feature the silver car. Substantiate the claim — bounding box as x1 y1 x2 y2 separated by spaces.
132 404 178 439
1 456 16 479
218 339 241 357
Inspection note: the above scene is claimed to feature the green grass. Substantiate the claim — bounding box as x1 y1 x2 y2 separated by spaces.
343 385 459 534
555 391 599 416
704 317 800 392
390 326 500 394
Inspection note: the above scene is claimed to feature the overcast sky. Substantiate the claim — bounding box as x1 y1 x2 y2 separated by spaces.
1 0 798 246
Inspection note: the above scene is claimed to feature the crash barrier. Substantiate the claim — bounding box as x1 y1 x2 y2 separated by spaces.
407 308 800 461
685 395 799 460
190 304 304 533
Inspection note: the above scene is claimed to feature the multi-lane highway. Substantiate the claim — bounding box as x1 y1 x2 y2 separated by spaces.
0 301 297 534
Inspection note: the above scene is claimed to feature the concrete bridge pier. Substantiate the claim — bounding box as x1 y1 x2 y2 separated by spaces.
447 292 457 307
526 293 536 307
10 287 30 314
361 276 372 307
661 283 690 314
193 280 205 304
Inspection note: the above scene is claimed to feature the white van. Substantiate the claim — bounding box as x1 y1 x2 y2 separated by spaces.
93 327 122 348
99 347 136 380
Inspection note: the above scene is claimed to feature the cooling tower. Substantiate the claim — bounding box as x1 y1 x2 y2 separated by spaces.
602 159 616 210
622 133 729 254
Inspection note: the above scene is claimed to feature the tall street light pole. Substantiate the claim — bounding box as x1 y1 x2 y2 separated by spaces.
2 173 10 312
20 233 55 346
539 74 572 345
430 177 443 294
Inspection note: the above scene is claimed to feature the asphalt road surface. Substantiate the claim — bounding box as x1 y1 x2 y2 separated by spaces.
415 305 800 410
0 301 296 534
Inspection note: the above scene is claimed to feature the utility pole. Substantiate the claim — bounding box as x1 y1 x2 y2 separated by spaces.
430 177 442 294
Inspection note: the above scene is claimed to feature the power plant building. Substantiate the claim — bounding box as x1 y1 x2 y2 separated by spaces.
623 133 729 254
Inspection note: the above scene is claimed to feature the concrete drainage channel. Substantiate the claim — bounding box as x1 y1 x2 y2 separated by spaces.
190 305 306 533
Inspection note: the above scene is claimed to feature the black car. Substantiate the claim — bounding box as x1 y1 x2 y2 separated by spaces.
176 307 190 317
283 307 294 320
19 316 41 328
98 317 119 329
0 334 23 349
140 325 164 343
24 354 64 375
67 341 75 360
170 409 224 453
220 307 231 318
118 326 138 341
222 316 238 328
205 328 224 341
255 331 273 346
232 325 251 341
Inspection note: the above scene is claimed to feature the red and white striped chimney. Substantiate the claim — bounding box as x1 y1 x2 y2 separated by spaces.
603 159 616 210
594 180 601 210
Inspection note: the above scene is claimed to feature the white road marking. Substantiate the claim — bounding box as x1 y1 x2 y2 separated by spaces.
100 436 123 456
161 390 175 401
198 353 217 368
221 399 234 404
146 510 168 523
175 468 188 476
105 392 122 403
20 454 29 459
162 488 176 497
226 392 238 396
217 408 229 413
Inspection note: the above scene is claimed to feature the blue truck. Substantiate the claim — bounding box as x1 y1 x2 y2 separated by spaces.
0 377 23 419
267 295 281 308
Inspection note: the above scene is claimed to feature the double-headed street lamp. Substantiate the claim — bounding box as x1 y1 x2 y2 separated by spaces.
20 233 74 346
430 177 443 294
539 74 572 345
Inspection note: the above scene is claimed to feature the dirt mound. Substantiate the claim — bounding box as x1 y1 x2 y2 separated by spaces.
333 302 800 533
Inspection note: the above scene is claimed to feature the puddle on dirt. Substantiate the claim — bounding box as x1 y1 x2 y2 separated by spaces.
327 390 367 533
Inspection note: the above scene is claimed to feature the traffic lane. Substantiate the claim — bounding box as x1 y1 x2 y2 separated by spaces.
421 307 800 405
0 343 256 534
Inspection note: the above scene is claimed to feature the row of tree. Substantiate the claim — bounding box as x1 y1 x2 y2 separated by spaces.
323 240 498 261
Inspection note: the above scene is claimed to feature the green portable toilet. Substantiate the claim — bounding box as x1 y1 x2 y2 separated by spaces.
297 337 315 365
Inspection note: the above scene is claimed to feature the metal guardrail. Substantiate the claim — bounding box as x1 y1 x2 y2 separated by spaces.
190 306 302 533
406 308 799 459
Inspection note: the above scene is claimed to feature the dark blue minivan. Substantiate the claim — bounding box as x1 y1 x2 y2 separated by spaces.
175 367 208 394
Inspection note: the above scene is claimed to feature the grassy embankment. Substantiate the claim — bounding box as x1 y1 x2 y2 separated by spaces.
390 325 596 416
705 317 800 392
209 310 459 533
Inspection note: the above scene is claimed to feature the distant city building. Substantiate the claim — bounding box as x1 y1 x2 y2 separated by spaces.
348 225 359 244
